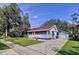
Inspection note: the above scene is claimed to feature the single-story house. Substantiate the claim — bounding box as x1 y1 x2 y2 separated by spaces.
27 25 59 39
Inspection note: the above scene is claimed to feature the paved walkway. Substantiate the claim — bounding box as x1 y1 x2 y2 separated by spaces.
0 34 68 55
0 49 18 55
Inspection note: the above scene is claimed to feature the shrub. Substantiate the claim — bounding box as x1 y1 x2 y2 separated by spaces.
8 31 22 37
69 33 79 41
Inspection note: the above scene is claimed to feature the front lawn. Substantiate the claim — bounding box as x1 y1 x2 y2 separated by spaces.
59 39 79 55
0 43 9 50
3 37 42 46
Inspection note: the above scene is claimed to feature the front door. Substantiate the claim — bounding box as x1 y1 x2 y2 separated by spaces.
52 31 54 37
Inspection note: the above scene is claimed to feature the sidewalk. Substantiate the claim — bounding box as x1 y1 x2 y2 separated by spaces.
0 34 68 55
0 49 18 55
0 40 43 55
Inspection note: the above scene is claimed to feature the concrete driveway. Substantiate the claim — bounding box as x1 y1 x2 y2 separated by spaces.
0 34 68 55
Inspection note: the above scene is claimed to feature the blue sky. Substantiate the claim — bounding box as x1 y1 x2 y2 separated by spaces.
18 3 79 28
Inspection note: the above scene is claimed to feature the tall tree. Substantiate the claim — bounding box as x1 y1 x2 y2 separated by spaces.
4 3 21 37
22 15 30 29
41 19 69 32
70 13 79 36
0 3 31 37
20 14 30 36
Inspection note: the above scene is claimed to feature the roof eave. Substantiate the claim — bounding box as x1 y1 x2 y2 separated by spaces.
27 29 49 32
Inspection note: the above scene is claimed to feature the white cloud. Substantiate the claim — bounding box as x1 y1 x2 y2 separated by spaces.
33 15 38 19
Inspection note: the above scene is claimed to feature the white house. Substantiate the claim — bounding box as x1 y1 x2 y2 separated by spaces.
27 25 59 39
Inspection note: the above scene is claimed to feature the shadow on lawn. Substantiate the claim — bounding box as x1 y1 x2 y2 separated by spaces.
57 38 79 55
58 50 79 55
0 42 9 50
0 42 6 46
58 46 79 55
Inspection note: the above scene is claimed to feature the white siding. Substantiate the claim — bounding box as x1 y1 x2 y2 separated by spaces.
49 25 58 38
28 34 51 38
27 25 58 39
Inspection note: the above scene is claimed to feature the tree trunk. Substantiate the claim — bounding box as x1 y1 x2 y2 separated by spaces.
5 28 8 37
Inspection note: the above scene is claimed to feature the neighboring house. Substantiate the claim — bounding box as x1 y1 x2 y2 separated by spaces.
27 25 59 39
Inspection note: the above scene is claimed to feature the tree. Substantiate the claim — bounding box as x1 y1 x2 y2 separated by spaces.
20 14 30 36
22 15 30 29
0 3 31 37
41 19 69 32
70 13 79 40
2 3 22 37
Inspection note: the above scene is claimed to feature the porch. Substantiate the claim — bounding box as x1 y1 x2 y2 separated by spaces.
27 31 56 39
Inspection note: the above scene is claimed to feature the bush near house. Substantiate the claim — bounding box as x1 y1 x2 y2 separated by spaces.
69 33 79 41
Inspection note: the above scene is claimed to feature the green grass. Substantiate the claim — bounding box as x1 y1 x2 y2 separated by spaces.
59 39 79 55
0 43 9 50
2 37 42 46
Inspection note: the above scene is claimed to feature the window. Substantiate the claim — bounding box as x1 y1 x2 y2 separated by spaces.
35 31 47 35
41 31 47 34
35 32 39 34
28 32 32 35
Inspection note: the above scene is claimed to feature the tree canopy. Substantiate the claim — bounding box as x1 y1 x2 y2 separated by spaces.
41 19 69 32
0 3 30 37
